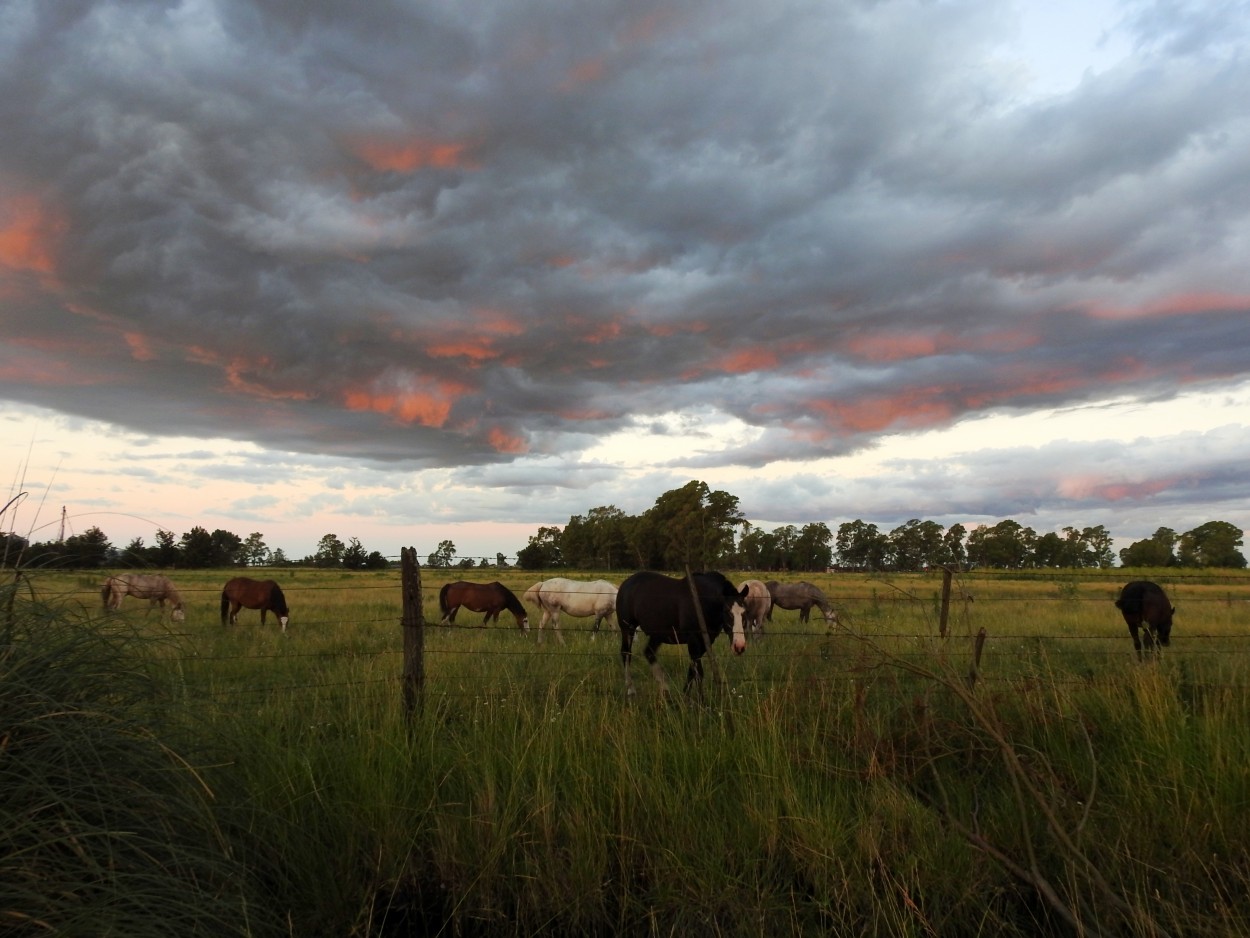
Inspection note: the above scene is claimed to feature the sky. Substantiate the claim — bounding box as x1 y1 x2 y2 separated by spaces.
3 0 1250 564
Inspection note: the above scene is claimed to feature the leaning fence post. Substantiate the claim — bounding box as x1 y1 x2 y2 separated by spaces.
939 566 953 639
401 547 425 718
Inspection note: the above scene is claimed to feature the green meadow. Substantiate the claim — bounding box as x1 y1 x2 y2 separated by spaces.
4 566 1250 936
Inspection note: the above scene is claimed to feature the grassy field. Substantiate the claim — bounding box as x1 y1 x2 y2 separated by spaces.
5 565 1250 936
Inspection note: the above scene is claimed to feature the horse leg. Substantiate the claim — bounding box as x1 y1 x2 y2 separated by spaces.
620 628 636 697
1128 621 1143 661
549 609 564 645
683 642 707 695
643 637 670 693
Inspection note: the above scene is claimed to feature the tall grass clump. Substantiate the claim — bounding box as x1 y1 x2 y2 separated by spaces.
0 577 281 937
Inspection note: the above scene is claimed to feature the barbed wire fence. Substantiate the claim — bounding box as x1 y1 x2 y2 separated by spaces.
13 558 1250 710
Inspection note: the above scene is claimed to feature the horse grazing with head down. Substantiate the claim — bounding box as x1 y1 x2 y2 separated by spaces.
439 581 528 632
738 579 772 636
221 577 290 632
522 577 617 643
765 580 838 626
615 570 749 697
101 573 186 622
1115 580 1174 660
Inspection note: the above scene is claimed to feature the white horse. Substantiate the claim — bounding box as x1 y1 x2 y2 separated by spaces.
738 579 772 636
101 573 186 623
522 577 617 644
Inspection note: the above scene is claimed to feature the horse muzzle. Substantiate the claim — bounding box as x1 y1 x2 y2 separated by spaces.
732 636 747 655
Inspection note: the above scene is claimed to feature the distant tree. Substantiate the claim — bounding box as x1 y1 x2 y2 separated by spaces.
315 533 346 568
63 526 111 569
269 547 289 566
457 557 476 569
154 528 180 567
940 523 968 568
364 551 390 569
1118 527 1179 568
427 540 457 568
516 527 561 570
1177 521 1246 569
836 520 888 570
209 529 245 567
793 522 834 572
341 537 368 569
0 532 29 567
242 532 268 566
966 520 1035 569
886 519 944 571
179 527 216 568
495 552 509 568
635 481 743 570
123 537 149 565
737 523 777 570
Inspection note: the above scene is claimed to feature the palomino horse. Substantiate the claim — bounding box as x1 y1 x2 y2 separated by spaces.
521 577 617 643
738 579 772 636
765 580 838 626
439 581 529 631
1115 580 1174 660
221 577 290 632
101 573 186 622
615 571 748 696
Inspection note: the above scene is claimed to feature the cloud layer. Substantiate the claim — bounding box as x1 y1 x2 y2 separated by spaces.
3 1 1250 555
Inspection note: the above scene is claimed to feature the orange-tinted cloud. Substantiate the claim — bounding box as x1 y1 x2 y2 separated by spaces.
1057 475 1178 501
223 358 314 401
487 426 528 454
559 58 606 92
807 390 956 434
426 338 502 362
123 332 156 361
712 347 780 374
1087 292 1250 320
344 388 454 427
0 193 65 275
349 137 478 173
844 327 1038 363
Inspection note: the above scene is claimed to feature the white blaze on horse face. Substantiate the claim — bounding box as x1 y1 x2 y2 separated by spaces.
279 615 289 632
172 607 186 623
730 604 747 655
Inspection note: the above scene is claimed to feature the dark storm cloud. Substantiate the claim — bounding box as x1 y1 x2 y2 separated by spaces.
2 0 1249 481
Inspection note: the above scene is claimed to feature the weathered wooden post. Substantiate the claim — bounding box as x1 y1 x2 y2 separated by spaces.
939 566 953 639
967 627 987 690
401 547 424 718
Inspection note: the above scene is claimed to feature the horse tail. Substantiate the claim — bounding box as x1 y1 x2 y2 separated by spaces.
438 582 452 617
523 582 542 607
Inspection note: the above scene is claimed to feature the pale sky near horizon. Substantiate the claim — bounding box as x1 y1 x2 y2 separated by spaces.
3 0 1249 563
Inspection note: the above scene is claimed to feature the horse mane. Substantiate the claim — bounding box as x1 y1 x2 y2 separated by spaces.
496 582 526 617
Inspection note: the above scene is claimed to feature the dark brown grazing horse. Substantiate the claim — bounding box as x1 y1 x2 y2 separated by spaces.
221 577 291 633
1115 580 1174 659
439 581 529 631
615 570 749 697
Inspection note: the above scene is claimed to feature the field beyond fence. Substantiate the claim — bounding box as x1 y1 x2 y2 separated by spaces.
5 564 1250 936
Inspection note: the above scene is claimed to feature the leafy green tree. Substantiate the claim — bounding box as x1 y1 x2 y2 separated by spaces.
836 520 888 570
966 520 1035 569
209 529 245 567
940 523 967 568
154 528 180 567
64 526 111 568
637 480 743 570
179 527 216 568
341 537 368 569
886 519 944 571
793 522 834 572
315 533 346 568
242 532 268 567
426 539 457 568
1178 521 1246 568
737 523 778 570
1118 527 1178 567
516 527 562 570
364 551 390 569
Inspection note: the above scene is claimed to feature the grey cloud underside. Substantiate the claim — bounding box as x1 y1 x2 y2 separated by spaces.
2 0 1249 473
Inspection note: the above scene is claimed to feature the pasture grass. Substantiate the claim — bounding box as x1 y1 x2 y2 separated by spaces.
7 565 1250 936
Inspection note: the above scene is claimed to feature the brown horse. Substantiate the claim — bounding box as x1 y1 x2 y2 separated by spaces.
101 573 186 622
438 580 529 631
221 577 290 632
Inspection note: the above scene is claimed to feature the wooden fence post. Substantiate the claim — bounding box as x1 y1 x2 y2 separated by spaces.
939 566 953 639
401 547 424 718
967 627 987 690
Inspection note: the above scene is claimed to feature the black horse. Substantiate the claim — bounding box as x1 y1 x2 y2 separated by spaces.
1115 580 1174 659
615 571 749 696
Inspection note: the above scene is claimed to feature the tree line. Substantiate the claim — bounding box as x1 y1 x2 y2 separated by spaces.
0 526 392 570
513 480 1247 572
3 478 1244 573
